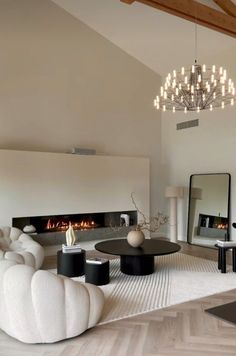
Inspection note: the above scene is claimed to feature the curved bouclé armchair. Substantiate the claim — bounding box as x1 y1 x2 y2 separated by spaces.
0 227 104 343
0 226 44 269
0 260 104 343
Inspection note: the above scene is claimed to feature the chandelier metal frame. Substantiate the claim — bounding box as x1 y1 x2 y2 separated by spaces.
154 63 235 113
154 16 235 113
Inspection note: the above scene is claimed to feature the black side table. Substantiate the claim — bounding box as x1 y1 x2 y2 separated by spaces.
217 245 236 273
85 260 110 285
57 249 85 277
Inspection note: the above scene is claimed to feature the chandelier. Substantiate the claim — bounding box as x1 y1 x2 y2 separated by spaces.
154 63 235 113
154 19 235 113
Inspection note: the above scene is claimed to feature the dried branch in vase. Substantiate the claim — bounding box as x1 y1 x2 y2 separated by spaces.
131 192 168 233
109 192 168 234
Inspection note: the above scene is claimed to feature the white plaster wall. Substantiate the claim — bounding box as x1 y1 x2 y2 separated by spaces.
0 0 163 221
161 44 236 240
0 150 149 227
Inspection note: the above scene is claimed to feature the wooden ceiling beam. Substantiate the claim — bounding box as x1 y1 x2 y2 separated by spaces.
213 0 236 18
121 0 135 3
120 0 236 37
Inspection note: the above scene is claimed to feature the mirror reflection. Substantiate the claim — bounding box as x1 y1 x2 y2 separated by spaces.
187 173 231 248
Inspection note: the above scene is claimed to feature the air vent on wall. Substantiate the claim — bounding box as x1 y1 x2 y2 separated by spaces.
71 148 96 155
176 119 199 130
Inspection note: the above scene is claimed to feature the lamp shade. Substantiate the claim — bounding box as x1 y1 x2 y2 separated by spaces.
191 187 202 200
165 186 184 198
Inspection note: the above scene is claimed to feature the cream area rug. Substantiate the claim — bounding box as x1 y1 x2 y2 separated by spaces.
51 253 236 325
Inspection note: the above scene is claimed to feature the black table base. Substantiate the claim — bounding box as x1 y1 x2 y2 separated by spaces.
120 255 154 275
57 250 85 277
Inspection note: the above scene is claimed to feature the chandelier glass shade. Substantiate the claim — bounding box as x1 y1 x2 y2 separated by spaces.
154 63 235 113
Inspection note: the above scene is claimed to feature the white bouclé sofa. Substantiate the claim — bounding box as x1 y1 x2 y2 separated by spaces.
0 226 44 269
0 227 105 344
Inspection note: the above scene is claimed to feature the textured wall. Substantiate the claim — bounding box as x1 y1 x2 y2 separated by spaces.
0 0 163 218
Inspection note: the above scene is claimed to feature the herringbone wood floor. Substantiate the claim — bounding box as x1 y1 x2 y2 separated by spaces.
1 242 236 356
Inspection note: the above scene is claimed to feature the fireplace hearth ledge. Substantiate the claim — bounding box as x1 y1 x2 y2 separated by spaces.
31 226 134 246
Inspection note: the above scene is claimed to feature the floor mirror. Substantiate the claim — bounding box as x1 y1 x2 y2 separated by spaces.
187 173 231 248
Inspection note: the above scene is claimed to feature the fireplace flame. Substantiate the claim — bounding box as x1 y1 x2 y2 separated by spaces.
45 218 97 231
217 223 228 229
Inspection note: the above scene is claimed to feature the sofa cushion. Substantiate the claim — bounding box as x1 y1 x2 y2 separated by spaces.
0 227 44 269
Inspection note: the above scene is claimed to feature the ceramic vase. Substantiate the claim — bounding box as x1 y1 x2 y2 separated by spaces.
127 229 145 248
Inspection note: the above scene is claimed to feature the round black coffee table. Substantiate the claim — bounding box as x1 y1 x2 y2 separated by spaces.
95 239 180 275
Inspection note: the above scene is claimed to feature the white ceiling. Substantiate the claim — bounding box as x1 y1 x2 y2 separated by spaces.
52 0 236 76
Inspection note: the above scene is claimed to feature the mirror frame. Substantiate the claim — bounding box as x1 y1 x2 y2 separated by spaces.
187 173 231 247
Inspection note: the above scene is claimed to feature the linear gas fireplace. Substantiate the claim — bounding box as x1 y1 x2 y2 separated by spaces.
197 213 228 239
12 210 137 246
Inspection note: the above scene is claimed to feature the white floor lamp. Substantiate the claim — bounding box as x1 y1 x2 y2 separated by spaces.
165 186 184 243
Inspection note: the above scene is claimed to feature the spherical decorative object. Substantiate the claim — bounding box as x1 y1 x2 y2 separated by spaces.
23 225 36 233
127 230 145 248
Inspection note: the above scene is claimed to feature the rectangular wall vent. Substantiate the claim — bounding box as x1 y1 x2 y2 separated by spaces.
176 119 199 130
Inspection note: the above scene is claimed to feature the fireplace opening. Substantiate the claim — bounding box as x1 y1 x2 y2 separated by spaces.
46 217 97 231
12 210 137 235
40 214 101 233
197 213 228 239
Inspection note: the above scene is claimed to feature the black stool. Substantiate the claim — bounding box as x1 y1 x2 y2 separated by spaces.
85 260 110 285
217 245 236 273
57 249 85 277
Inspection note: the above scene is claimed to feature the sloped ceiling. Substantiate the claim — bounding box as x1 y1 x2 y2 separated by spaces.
51 0 236 76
